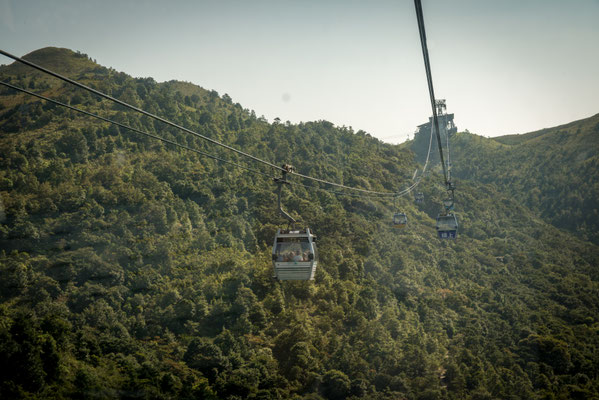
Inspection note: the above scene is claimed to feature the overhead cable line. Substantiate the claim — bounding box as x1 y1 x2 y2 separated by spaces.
0 81 400 200
0 49 280 171
413 0 450 187
0 49 398 197
292 170 393 197
414 0 458 238
446 110 452 182
391 121 435 199
298 114 436 200
0 81 273 179
291 178 384 199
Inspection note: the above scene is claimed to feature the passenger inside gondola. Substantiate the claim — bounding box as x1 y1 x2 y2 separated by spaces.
275 241 309 261
272 228 318 280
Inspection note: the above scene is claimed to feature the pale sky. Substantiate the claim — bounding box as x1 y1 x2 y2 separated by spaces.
1 0 598 143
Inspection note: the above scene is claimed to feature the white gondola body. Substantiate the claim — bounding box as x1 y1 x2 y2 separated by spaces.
436 213 458 239
272 228 318 280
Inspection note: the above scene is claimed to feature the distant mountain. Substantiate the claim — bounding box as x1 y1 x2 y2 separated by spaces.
1 47 598 399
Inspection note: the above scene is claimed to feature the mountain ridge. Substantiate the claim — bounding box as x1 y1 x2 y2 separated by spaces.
492 112 599 146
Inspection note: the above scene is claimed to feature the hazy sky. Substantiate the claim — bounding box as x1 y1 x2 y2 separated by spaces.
1 0 598 142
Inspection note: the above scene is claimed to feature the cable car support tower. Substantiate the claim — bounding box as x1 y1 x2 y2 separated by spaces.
414 0 459 238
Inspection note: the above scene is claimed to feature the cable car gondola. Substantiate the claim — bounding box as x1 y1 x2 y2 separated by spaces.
272 228 318 280
392 195 408 229
415 192 424 204
437 191 457 238
436 213 458 239
392 212 407 228
272 164 319 281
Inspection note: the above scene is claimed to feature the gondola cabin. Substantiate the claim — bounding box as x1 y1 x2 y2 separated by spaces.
272 228 318 280
415 192 424 204
436 213 458 239
392 212 408 229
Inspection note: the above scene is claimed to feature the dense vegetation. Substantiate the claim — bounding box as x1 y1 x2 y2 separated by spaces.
0 47 598 399
416 115 599 245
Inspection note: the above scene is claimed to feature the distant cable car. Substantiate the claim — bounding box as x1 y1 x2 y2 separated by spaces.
272 228 318 280
392 212 407 228
415 192 424 204
436 213 458 239
392 194 408 229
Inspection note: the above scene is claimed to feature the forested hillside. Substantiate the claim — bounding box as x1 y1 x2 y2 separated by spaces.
436 116 599 245
0 47 598 399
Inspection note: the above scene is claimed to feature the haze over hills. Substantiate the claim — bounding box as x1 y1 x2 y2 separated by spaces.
0 47 598 399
